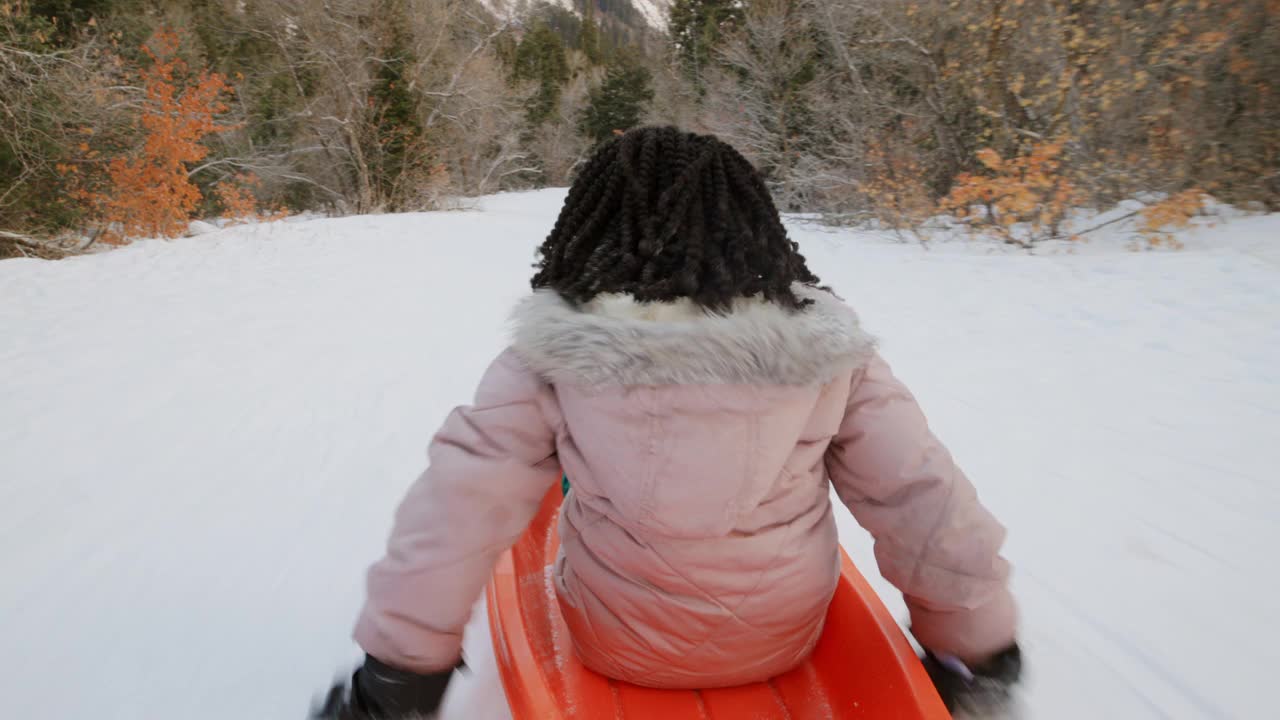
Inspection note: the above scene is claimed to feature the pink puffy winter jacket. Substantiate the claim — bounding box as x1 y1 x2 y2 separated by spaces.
354 285 1016 688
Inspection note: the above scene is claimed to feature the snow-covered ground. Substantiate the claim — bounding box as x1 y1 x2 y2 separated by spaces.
478 0 672 30
1 189 1277 720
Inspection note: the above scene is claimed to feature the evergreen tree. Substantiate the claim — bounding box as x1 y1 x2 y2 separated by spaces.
536 4 583 50
23 0 121 45
668 0 743 85
578 55 654 143
368 4 425 209
514 21 571 126
580 1 603 64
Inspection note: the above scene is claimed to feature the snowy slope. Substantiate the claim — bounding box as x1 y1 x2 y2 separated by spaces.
478 0 671 30
1 191 1278 720
479 0 575 22
630 0 672 29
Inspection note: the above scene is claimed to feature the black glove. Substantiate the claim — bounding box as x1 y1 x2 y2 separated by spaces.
311 654 464 720
921 643 1022 716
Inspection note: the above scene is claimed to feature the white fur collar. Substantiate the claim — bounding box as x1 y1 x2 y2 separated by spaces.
509 285 876 387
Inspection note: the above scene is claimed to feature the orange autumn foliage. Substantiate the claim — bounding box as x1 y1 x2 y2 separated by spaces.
95 30 236 244
941 141 1084 245
1138 189 1207 248
214 173 287 226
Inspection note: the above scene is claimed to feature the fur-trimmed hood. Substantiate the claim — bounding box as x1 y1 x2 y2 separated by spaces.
509 284 876 387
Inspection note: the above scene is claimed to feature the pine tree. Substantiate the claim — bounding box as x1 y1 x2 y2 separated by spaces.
578 55 654 143
15 0 121 45
580 1 603 64
368 2 425 209
514 21 571 126
668 0 743 85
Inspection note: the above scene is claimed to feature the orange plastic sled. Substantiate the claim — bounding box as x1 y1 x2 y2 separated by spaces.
487 486 951 719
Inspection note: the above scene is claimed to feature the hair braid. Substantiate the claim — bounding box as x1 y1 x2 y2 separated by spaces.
532 126 821 311
533 141 618 287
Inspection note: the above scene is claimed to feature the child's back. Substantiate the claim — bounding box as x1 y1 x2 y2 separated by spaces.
318 128 1020 719
514 285 878 687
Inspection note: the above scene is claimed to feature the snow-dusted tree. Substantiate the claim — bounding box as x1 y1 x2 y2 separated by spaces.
668 0 743 87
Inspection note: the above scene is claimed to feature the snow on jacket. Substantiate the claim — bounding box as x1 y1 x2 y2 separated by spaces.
354 285 1017 688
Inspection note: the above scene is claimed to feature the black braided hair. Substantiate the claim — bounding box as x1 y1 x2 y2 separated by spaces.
531 126 822 311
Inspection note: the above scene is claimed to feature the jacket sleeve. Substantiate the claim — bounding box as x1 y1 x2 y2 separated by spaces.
354 349 561 673
825 353 1017 663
